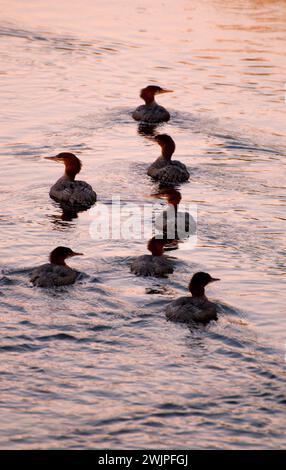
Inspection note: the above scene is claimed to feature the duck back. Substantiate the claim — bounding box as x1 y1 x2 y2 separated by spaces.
166 296 218 323
50 179 96 209
30 263 80 288
131 254 174 277
132 104 170 123
147 158 189 184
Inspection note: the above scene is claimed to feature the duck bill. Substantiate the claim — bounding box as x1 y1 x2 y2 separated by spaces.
210 277 220 283
158 89 173 94
44 157 63 163
70 252 84 257
45 156 61 162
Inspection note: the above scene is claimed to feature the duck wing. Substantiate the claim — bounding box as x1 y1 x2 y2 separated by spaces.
50 180 96 209
156 161 190 184
147 158 167 178
131 255 174 277
30 264 79 287
132 104 170 123
166 297 217 323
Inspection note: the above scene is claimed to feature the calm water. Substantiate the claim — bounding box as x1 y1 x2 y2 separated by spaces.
0 0 286 449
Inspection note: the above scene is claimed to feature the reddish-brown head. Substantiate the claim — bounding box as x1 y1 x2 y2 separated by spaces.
155 134 176 160
140 85 173 105
49 246 83 266
147 237 167 256
45 152 82 180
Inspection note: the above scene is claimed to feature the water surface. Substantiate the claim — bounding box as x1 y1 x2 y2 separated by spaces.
0 0 285 449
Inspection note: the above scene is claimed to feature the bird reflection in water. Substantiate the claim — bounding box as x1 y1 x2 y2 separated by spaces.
152 188 196 245
48 207 79 230
137 122 159 137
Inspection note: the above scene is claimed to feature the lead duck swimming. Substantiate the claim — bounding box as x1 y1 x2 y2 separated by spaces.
30 246 83 288
132 85 173 123
147 135 190 184
165 272 220 323
131 237 174 277
45 152 97 210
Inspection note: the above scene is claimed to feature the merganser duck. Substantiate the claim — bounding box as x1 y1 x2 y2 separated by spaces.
45 153 97 210
165 272 220 323
131 237 174 277
132 85 173 123
154 189 196 238
147 135 190 184
30 246 83 288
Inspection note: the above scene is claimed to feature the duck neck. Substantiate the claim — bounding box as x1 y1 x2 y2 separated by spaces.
190 284 206 298
63 168 76 182
160 143 175 161
50 254 67 266
63 171 75 182
143 95 155 105
148 240 164 256
141 89 156 105
151 247 163 256
63 159 81 181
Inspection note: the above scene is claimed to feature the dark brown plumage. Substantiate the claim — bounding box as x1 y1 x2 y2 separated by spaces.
30 246 83 288
147 135 190 184
166 272 220 323
45 153 96 210
131 237 174 277
132 85 173 123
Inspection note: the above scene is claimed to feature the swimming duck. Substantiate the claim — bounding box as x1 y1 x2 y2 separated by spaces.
165 272 220 323
45 153 97 210
132 85 173 123
147 135 190 184
154 189 196 238
131 237 174 277
30 246 83 288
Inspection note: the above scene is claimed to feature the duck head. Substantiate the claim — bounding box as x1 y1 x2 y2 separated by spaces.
49 246 83 266
189 272 220 298
147 237 167 256
45 152 82 181
140 85 173 105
